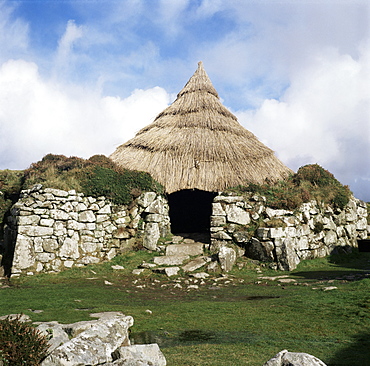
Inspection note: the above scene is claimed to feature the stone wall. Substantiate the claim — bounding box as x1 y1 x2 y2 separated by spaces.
4 185 170 276
210 193 368 270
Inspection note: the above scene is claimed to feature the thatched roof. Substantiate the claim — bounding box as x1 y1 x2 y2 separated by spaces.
110 62 293 194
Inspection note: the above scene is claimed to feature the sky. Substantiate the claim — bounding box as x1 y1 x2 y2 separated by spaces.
0 0 369 201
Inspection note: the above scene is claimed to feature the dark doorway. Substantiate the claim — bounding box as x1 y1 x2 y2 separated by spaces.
168 190 217 233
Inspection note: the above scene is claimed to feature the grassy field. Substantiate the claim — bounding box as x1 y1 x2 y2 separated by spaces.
1 251 369 366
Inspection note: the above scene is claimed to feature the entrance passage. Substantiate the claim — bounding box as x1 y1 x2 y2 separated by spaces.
168 190 217 233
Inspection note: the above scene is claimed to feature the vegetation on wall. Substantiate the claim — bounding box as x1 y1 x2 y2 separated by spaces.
0 154 163 238
23 154 163 205
227 164 352 210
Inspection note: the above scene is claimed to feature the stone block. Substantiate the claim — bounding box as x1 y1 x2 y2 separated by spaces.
211 231 232 240
137 192 157 208
182 256 210 272
153 255 189 266
43 238 59 252
18 225 54 237
143 222 160 250
12 234 35 270
116 344 167 366
166 243 204 256
40 218 55 227
17 215 40 226
50 210 70 221
218 246 236 272
225 204 250 225
59 238 80 259
79 210 96 223
210 215 226 227
212 202 225 216
41 314 134 366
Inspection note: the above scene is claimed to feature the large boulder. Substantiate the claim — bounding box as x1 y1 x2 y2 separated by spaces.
263 349 327 366
41 313 133 366
38 312 166 366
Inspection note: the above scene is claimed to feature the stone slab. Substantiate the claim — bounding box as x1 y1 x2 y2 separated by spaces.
182 256 211 272
153 255 189 266
165 243 204 256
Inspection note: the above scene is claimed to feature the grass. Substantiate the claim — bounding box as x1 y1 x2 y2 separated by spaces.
0 251 369 366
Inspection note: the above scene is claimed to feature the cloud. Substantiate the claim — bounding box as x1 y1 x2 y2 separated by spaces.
0 59 170 170
236 45 370 201
0 1 29 62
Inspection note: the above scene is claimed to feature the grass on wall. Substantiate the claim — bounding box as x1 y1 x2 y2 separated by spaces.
227 164 352 211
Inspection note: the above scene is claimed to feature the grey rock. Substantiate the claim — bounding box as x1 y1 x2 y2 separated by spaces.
41 313 133 366
114 344 166 366
263 349 327 366
182 256 210 272
218 246 236 272
165 243 204 256
153 255 189 266
143 222 160 250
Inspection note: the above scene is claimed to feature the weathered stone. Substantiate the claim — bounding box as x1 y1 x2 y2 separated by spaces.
17 215 40 226
18 225 54 237
324 230 337 245
263 349 327 366
143 222 160 250
97 205 111 214
276 238 300 271
233 231 250 243
154 266 180 277
225 204 250 225
214 196 243 203
79 210 96 223
137 192 157 208
41 313 134 366
40 218 55 227
210 215 226 226
212 202 225 216
145 196 167 215
211 231 232 240
50 210 70 221
43 238 59 252
165 243 204 256
115 344 166 366
182 256 210 272
145 213 163 222
12 235 35 270
44 188 69 197
246 238 274 262
218 246 236 272
36 322 70 353
153 255 189 266
59 238 80 259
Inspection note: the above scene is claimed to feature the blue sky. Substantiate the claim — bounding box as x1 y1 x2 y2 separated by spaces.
0 0 369 201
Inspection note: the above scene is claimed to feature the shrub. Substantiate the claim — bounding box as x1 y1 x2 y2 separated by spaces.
23 154 163 206
0 315 49 365
227 164 351 210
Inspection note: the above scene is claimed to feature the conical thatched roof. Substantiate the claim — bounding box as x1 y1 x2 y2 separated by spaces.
110 62 293 194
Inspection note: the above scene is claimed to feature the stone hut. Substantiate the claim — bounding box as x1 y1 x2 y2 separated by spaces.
110 62 293 233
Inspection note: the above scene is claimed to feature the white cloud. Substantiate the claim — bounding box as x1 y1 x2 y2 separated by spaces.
0 2 29 62
236 46 370 201
0 59 170 170
54 20 84 75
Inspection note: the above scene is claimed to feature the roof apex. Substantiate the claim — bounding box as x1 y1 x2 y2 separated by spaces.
177 61 219 98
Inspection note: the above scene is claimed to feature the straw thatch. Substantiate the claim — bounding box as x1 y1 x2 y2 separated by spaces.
110 62 293 194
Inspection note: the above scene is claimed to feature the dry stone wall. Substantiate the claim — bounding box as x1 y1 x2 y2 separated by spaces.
210 193 368 271
4 185 170 276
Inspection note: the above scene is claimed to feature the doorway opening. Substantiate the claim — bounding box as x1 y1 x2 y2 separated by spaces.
168 189 217 234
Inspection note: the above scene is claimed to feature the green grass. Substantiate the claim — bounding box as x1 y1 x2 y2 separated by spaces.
1 252 369 366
